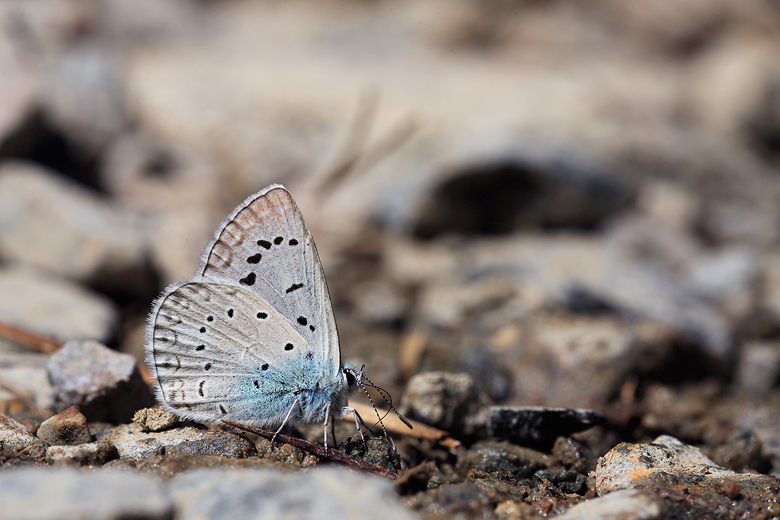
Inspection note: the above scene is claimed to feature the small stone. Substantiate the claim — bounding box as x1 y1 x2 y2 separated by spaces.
0 467 172 520
457 440 551 479
596 435 780 518
488 407 605 451
339 436 401 474
46 340 156 423
169 467 416 520
45 439 119 466
0 412 48 465
399 371 488 437
37 405 91 446
97 423 256 460
555 489 665 520
133 407 179 432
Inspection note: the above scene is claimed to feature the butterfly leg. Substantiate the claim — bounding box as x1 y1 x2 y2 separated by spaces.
323 402 331 452
272 397 300 447
342 406 366 444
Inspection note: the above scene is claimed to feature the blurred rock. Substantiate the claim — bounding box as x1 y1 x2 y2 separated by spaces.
686 246 758 320
555 489 665 520
0 412 47 465
0 5 39 145
97 423 256 460
457 440 551 479
0 162 150 294
488 407 605 451
762 251 780 324
399 371 488 437
41 43 129 153
596 435 780 518
46 340 155 423
710 430 769 474
0 265 117 343
45 439 118 466
0 339 55 413
733 341 780 397
36 405 91 446
0 467 172 520
170 467 416 520
133 407 178 432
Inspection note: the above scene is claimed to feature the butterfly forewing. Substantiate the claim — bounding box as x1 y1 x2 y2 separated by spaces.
194 185 340 377
148 280 317 426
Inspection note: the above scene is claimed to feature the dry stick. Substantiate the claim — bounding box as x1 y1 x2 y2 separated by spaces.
0 321 62 353
221 419 398 480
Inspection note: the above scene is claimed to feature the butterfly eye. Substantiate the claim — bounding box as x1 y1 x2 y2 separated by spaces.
345 370 356 387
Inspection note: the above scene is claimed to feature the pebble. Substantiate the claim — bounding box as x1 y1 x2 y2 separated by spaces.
0 339 55 413
133 407 179 432
45 439 119 466
96 423 256 460
456 440 551 479
46 340 155 423
596 435 780 518
169 467 417 520
36 405 92 446
555 489 665 520
0 265 117 344
488 407 605 450
0 468 172 520
398 371 488 437
0 412 48 465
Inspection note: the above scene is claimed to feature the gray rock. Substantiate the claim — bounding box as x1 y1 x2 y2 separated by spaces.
133 407 179 432
0 412 47 465
399 371 488 437
555 489 665 520
46 340 155 423
169 467 416 520
0 265 117 344
686 246 758 319
0 339 55 413
734 341 780 398
45 439 119 466
488 406 605 450
456 440 551 479
96 423 256 460
596 435 780 517
0 468 172 520
0 162 147 291
37 406 92 446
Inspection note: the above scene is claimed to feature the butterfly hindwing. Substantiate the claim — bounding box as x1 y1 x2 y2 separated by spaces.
194 185 340 377
147 280 319 426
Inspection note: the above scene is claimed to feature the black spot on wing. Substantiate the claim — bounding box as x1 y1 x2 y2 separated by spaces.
206 316 214 322
257 312 267 319
240 272 256 286
286 283 304 293
257 240 272 249
261 363 269 371
204 363 212 371
254 380 259 389
247 253 262 264
289 239 298 246
284 343 293 351
297 316 307 326
274 236 283 245
199 327 206 333
196 345 205 351
219 405 227 414
309 325 315 331
227 308 234 318
198 381 205 397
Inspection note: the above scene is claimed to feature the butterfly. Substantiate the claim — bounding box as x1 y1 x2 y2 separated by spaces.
145 184 386 449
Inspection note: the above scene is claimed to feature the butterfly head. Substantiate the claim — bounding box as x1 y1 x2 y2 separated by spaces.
342 362 365 391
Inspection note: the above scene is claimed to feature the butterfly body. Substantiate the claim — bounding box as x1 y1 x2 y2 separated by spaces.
145 185 363 437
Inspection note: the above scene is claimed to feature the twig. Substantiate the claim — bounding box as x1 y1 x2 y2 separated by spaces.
221 419 398 480
0 321 62 353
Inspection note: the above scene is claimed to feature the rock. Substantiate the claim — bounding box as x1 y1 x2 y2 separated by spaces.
41 43 129 153
710 430 769 473
0 339 55 413
686 246 758 320
488 407 605 451
339 436 401 474
555 489 665 520
133 407 179 432
457 440 551 479
96 423 256 460
46 340 155 423
169 467 416 520
36 405 91 446
0 162 149 293
596 435 780 518
733 341 780 398
0 412 48 465
45 439 119 466
399 371 488 437
0 265 117 343
0 467 172 520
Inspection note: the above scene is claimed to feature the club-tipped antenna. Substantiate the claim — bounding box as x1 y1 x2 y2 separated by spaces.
363 375 413 430
358 375 395 451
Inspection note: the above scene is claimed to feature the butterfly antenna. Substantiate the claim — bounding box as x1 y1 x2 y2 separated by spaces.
358 376 395 451
363 375 413 431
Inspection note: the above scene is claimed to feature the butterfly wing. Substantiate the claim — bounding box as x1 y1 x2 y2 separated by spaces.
194 185 341 378
145 279 322 426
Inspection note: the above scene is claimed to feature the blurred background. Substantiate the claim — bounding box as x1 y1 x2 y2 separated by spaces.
1 0 780 463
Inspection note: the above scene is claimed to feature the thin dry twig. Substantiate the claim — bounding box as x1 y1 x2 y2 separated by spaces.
221 419 398 480
0 321 62 353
